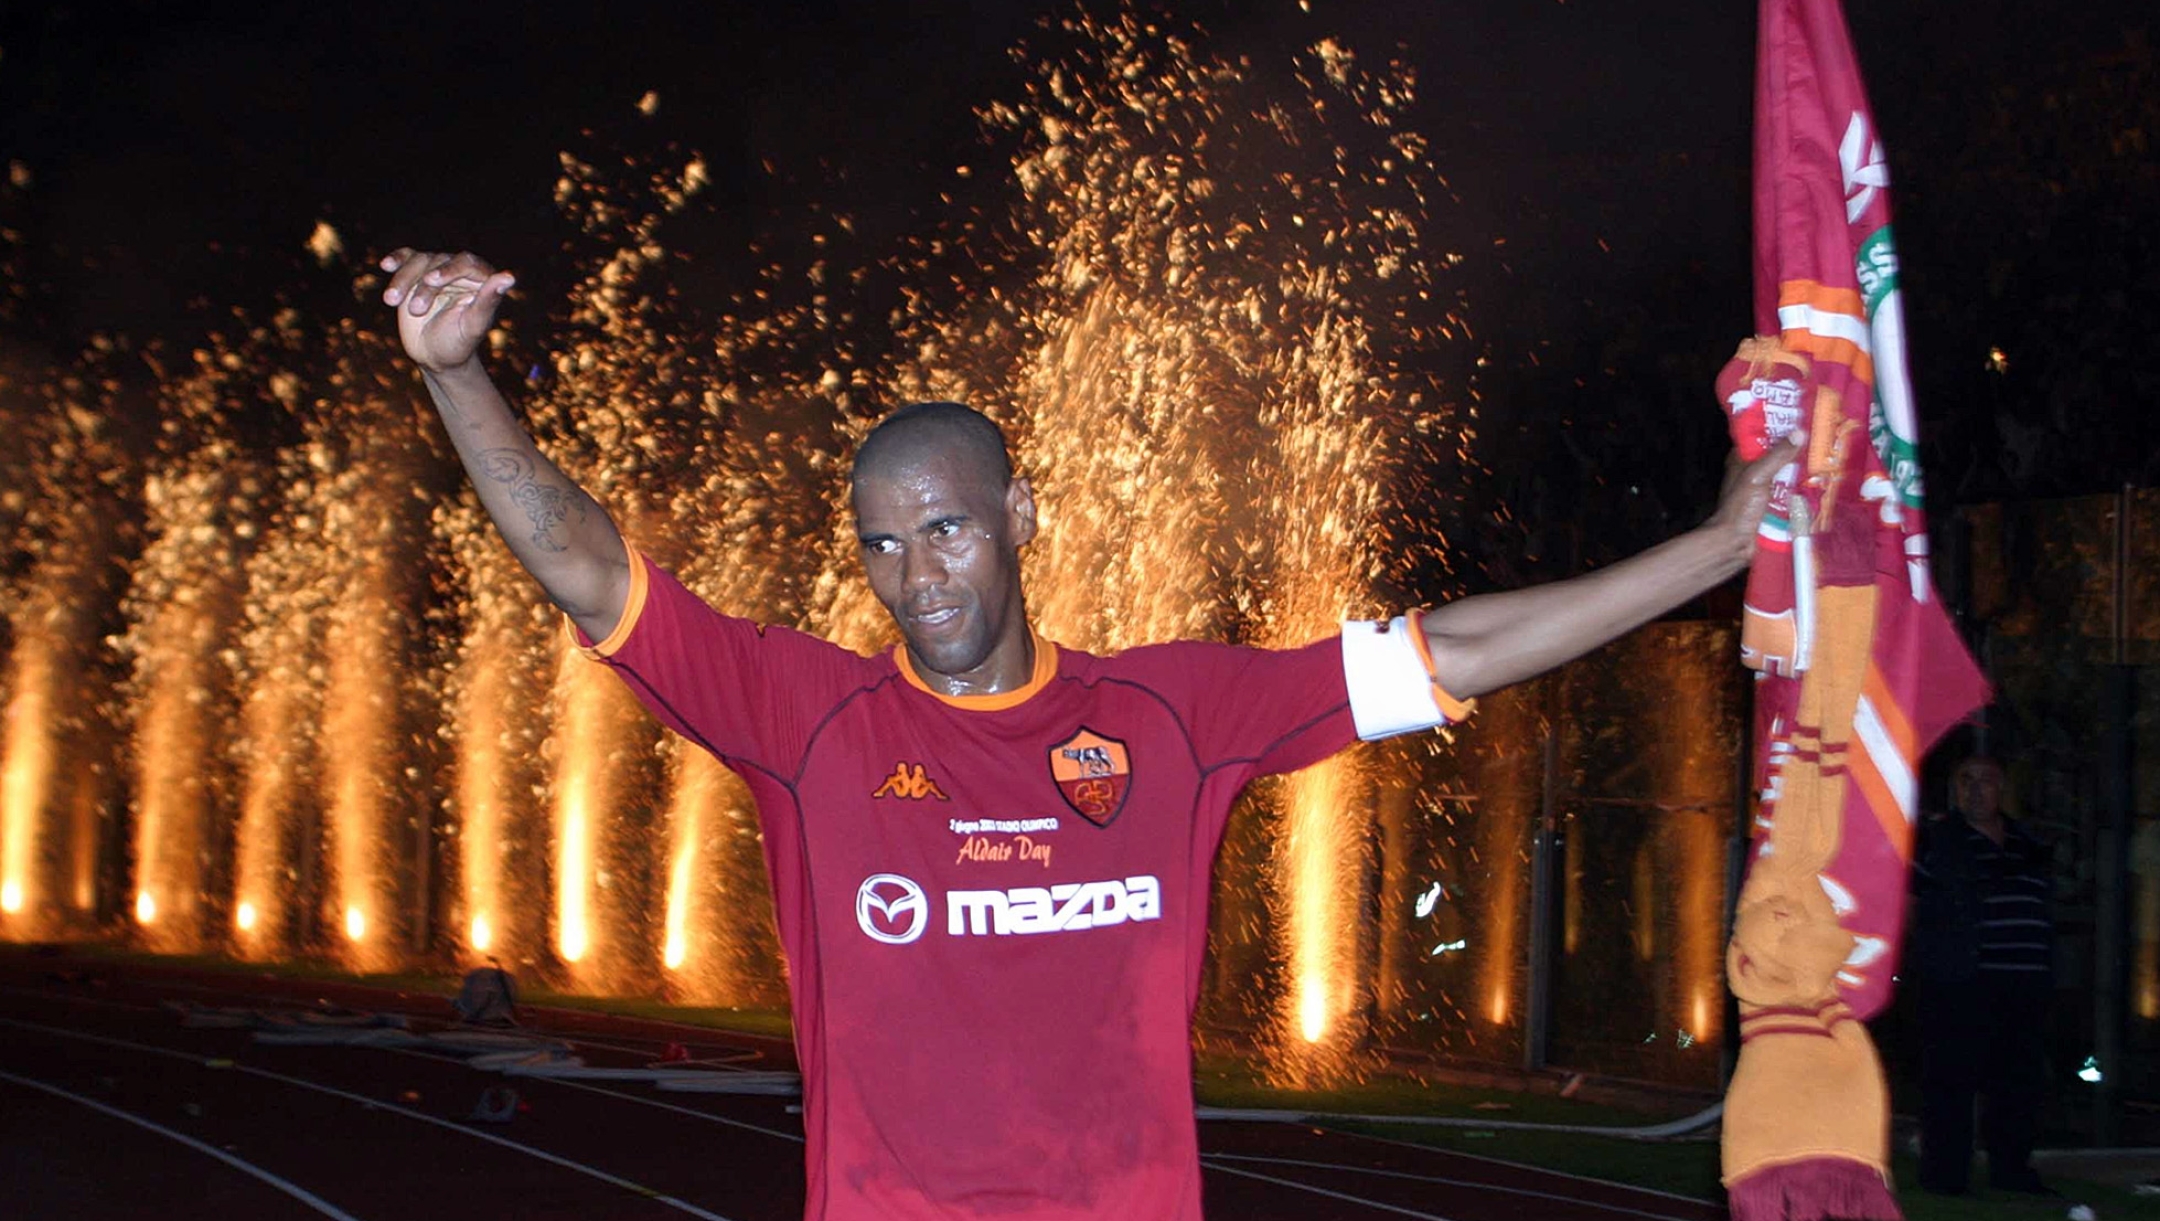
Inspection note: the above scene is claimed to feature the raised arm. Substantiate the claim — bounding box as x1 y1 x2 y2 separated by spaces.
381 248 630 641
1422 435 1803 701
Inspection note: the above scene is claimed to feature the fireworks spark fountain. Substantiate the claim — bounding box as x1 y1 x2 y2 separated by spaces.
119 341 270 952
1 634 54 922
231 473 324 958
313 385 439 971
1 356 133 934
440 491 556 965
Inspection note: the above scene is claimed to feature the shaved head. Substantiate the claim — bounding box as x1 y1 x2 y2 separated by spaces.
852 401 1013 491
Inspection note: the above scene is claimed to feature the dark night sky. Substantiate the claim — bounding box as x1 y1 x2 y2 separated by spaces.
0 0 1764 337
3 1 2153 522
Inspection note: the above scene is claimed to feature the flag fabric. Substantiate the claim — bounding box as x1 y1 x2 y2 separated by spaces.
1716 0 1991 1217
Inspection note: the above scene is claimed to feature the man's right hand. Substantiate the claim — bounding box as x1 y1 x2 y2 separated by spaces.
376 246 630 637
380 249 516 374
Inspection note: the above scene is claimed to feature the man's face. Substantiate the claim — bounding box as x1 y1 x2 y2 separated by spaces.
1953 760 2004 820
852 451 1036 683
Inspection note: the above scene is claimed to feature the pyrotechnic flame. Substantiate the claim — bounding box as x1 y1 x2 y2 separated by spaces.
559 788 591 966
443 495 553 970
0 369 128 939
1 654 49 922
663 796 700 973
119 343 276 954
233 540 317 959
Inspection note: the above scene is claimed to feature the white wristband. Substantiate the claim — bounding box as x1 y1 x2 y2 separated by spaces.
1340 615 1471 741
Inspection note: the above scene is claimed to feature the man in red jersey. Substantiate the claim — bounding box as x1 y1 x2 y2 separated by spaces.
383 248 1799 1220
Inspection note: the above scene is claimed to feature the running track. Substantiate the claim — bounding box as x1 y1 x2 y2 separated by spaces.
0 949 1726 1221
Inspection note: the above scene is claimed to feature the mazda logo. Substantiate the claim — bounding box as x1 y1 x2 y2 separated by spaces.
856 873 929 945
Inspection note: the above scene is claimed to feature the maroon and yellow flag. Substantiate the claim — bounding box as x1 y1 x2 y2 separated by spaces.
1716 0 1991 1216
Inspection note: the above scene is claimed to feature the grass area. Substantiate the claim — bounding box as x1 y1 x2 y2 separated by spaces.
513 990 794 1040
1895 1174 2159 1221
1325 1121 1725 1199
1192 1054 1690 1127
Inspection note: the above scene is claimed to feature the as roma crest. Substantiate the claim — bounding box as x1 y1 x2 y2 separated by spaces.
1047 727 1132 827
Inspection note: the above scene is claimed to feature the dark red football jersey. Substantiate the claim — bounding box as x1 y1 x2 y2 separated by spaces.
588 552 1358 1220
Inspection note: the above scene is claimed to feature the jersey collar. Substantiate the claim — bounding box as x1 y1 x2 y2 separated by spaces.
894 632 1059 711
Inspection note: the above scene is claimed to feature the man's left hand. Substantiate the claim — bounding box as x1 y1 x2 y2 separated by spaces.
1705 432 1806 570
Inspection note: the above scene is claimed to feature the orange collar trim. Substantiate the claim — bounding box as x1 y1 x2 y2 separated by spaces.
895 632 1059 712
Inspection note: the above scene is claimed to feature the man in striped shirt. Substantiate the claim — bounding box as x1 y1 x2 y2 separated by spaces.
1908 754 2055 1195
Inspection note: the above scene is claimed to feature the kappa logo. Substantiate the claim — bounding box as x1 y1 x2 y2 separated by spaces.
872 761 949 801
855 874 930 945
1047 727 1131 827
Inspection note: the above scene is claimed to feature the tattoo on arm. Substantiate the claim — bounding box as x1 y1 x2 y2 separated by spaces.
478 449 587 553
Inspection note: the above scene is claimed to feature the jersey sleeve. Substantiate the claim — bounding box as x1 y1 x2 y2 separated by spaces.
1128 637 1356 779
1141 616 1473 780
573 546 878 779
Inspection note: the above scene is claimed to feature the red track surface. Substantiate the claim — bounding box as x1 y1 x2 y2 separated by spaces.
0 948 1726 1221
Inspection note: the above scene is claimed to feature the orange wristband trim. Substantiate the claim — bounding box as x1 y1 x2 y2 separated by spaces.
1405 607 1477 722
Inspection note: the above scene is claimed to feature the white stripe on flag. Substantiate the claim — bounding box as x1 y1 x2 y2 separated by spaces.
1870 289 1917 440
1853 695 1916 823
1778 302 1873 357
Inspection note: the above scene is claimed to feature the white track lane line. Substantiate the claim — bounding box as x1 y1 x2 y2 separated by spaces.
0 1067 369 1221
1200 1159 1462 1220
6 988 803 1148
0 1017 741 1221
1201 1154 1704 1221
539 1076 806 1144
9 986 1700 1220
381 1042 805 1145
1313 1125 1721 1208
